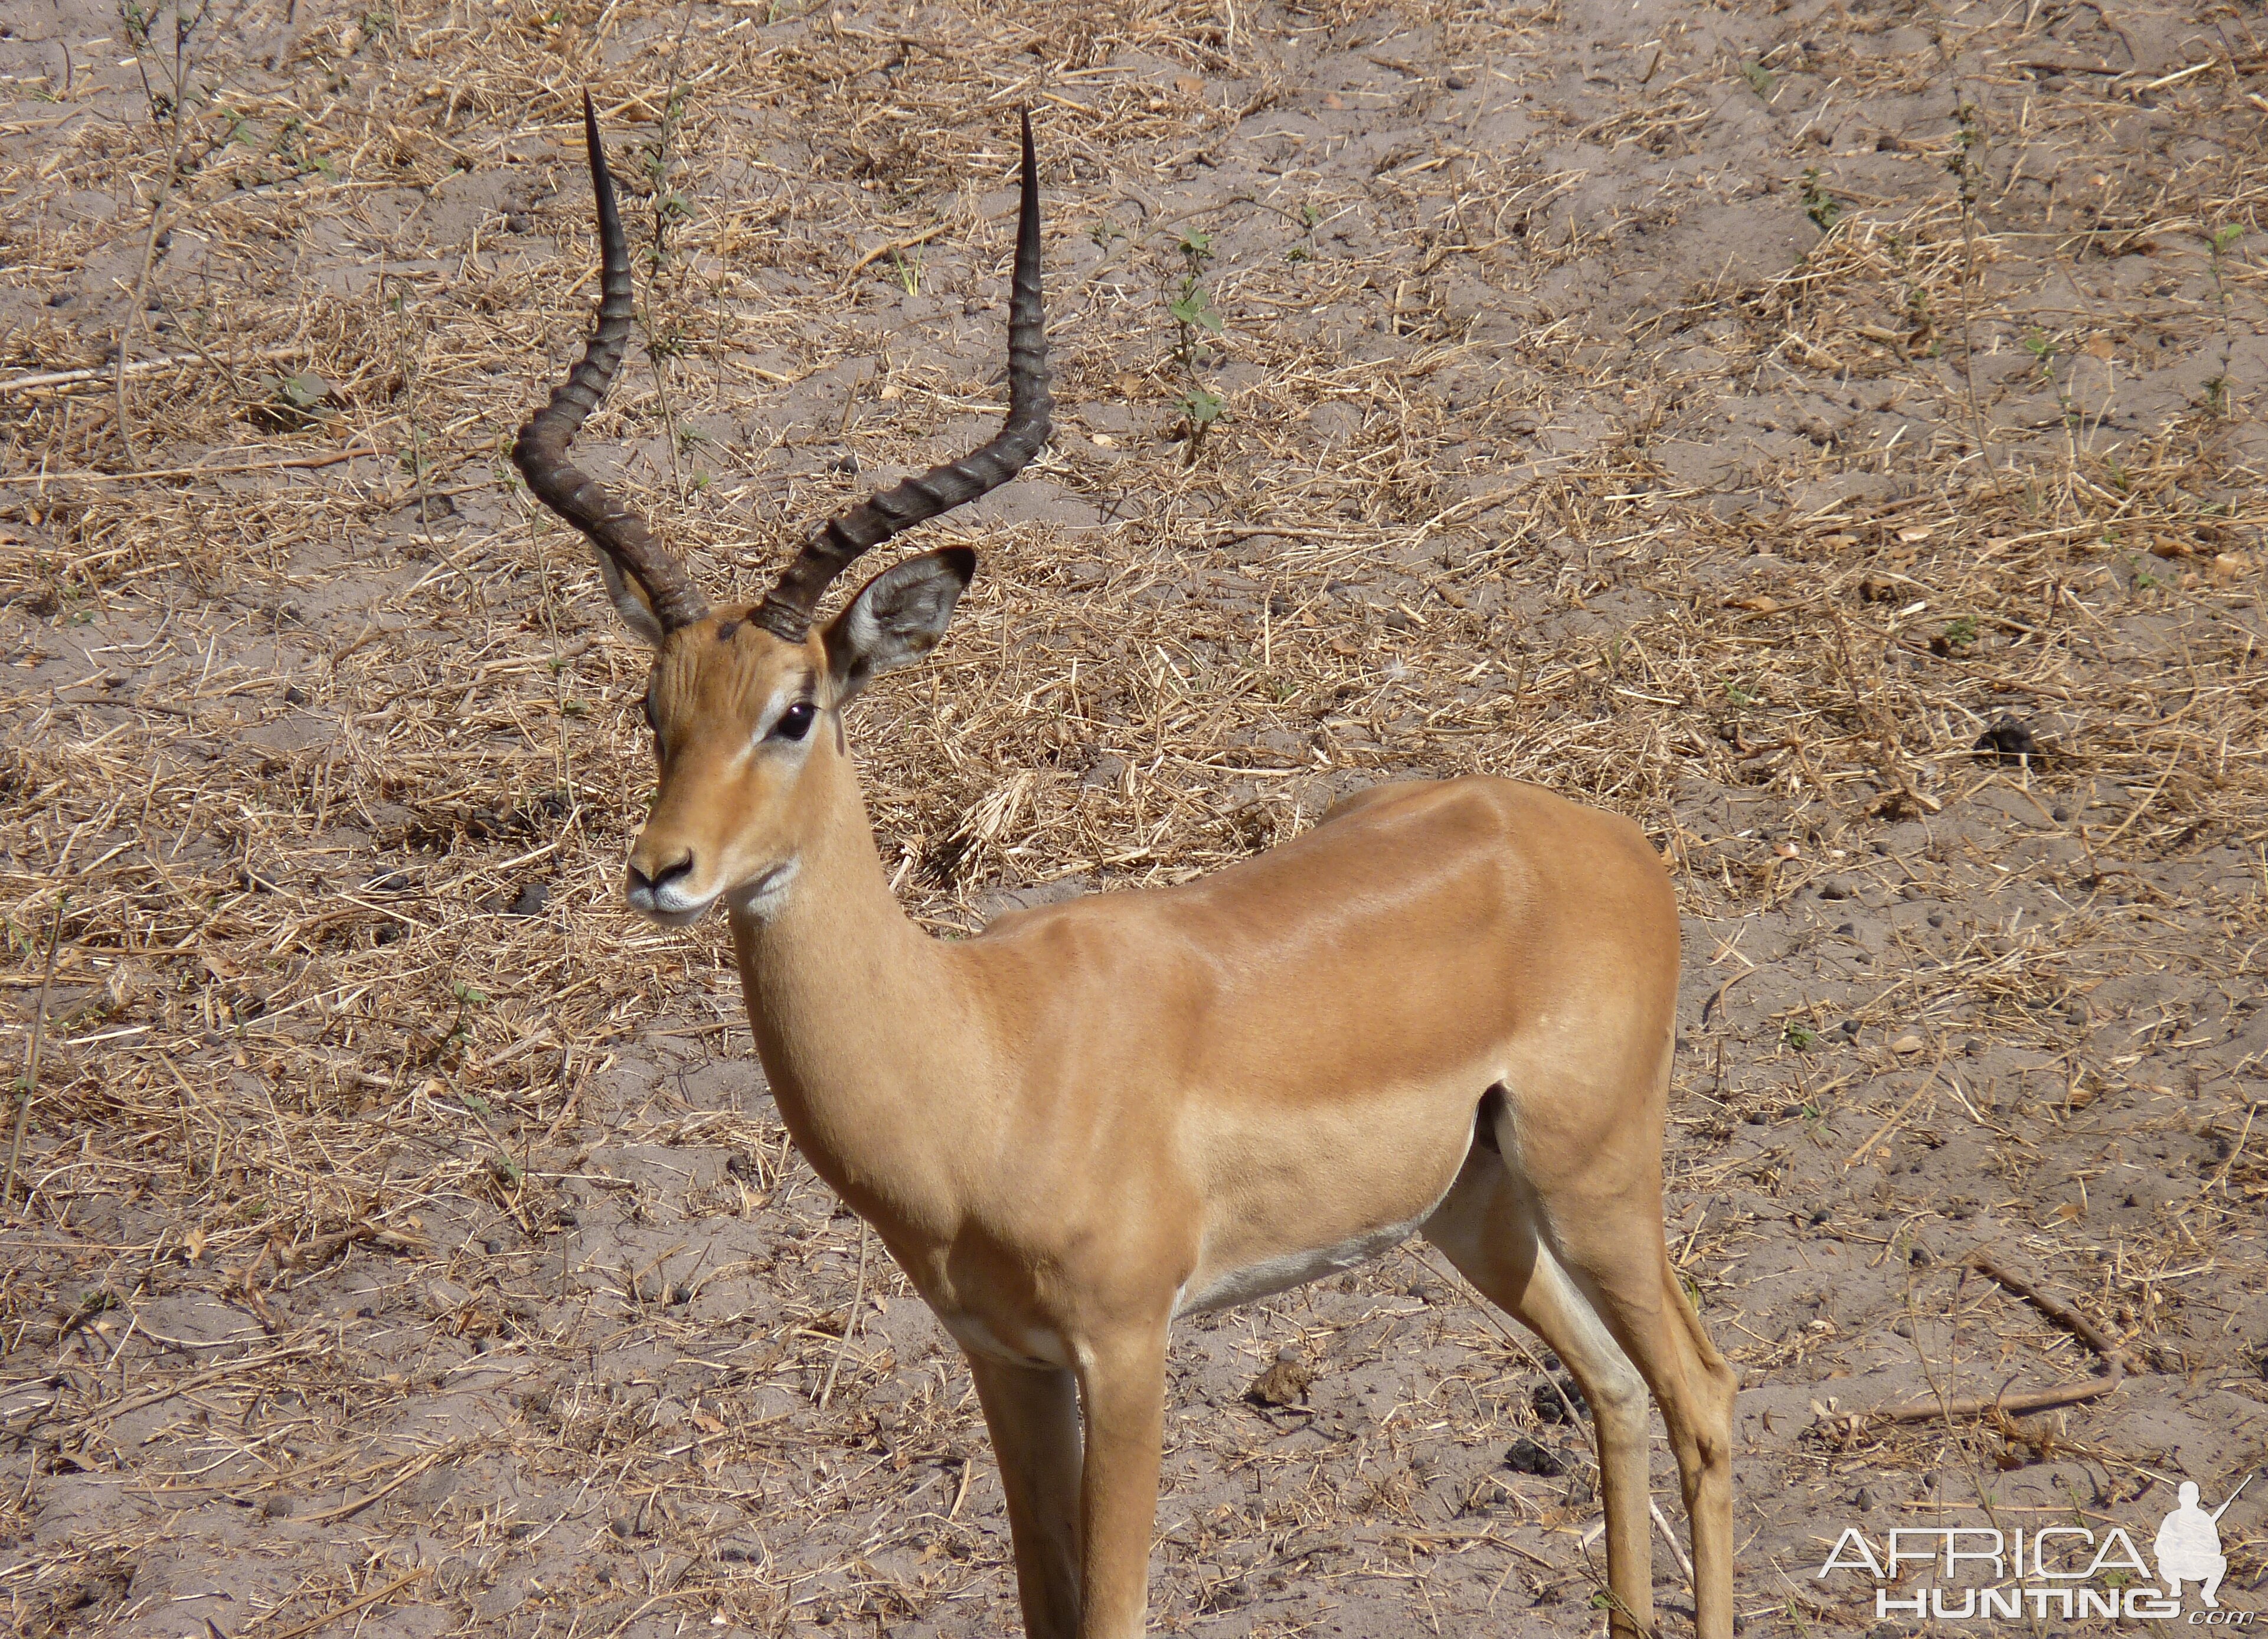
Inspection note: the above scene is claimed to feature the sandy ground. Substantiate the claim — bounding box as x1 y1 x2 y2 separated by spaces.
2 0 2266 1634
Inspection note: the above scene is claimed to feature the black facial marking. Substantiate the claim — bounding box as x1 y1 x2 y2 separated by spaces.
716 619 740 642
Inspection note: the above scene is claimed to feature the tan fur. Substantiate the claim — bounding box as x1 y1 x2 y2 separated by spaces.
619 603 1735 1639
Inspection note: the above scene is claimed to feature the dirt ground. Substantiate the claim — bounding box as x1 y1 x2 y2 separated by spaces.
2 0 2266 1634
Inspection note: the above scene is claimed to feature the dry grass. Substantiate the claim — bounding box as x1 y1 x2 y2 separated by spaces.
2 0 2265 1632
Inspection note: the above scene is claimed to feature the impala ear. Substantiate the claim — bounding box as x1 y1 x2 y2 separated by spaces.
591 547 666 648
823 547 975 702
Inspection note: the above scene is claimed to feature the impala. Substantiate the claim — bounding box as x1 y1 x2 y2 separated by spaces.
516 96 1736 1639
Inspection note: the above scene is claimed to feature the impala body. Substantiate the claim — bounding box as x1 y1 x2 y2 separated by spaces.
517 98 1735 1639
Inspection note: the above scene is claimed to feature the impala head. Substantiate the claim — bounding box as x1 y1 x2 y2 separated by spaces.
513 96 1050 925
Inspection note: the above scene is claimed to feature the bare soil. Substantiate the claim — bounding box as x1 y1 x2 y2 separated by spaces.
2 0 2265 1635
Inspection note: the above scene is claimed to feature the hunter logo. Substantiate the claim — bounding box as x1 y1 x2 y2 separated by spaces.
1817 1477 2256 1625
2158 1481 2238 1608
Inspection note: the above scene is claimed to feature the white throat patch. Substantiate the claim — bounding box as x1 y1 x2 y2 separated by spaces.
731 858 801 922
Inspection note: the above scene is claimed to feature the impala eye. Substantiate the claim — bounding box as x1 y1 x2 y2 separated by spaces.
774 700 816 742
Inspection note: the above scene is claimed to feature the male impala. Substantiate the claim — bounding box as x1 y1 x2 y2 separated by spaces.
517 96 1735 1639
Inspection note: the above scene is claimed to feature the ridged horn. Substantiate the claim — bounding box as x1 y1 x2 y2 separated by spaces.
752 109 1052 642
512 91 708 634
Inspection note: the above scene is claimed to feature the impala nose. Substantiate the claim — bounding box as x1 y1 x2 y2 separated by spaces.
627 851 695 903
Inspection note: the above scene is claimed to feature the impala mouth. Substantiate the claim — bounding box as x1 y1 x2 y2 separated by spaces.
625 876 717 926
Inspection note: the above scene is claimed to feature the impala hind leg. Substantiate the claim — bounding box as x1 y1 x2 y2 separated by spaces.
1425 1169 1661 1639
1547 1203 1738 1639
968 1354 1084 1639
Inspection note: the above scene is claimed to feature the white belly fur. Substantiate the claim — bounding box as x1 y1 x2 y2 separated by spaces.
1175 1213 1429 1315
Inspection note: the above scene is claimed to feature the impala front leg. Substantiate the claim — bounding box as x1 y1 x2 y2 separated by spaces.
1073 1328 1170 1638
968 1354 1084 1639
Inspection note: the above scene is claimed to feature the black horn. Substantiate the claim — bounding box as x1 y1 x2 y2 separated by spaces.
752 110 1052 642
513 92 708 634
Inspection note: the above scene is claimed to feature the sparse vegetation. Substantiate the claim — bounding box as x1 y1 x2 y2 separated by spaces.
1 1 2262 1634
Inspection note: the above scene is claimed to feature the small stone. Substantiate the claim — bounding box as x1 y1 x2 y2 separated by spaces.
1247 1353 1313 1408
283 685 309 706
1891 1034 1923 1054
260 1494 294 1519
504 211 530 233
1445 73 1469 89
1973 716 2038 763
1818 878 1849 900
1504 1436 1564 1475
1855 1485 1880 1511
1838 1018 1861 1037
507 880 550 917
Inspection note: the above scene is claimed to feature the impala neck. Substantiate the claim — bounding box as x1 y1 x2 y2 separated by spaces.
723 742 968 1195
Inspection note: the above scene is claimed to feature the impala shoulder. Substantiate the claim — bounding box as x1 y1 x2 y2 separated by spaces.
967 892 1155 974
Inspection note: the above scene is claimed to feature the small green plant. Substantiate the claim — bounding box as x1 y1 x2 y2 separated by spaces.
1168 227 1224 461
1287 200 1325 263
1784 1021 1816 1051
1947 97 1996 481
1167 282 1221 338
1941 615 1977 647
2022 329 2080 428
1179 386 1224 440
448 980 487 1021
887 244 920 296
1740 60 1773 97
1799 168 1839 231
2204 222 2242 419
250 371 336 431
1725 680 1756 710
1089 216 1128 250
